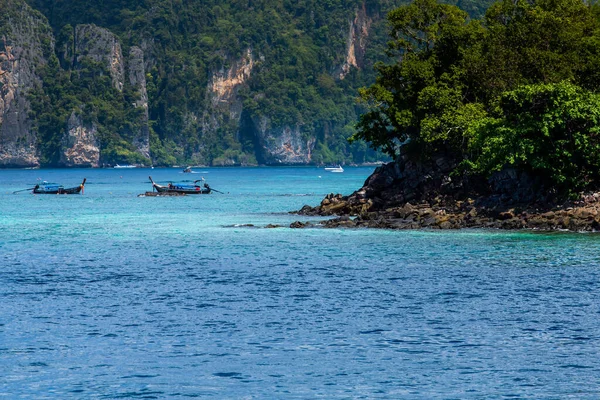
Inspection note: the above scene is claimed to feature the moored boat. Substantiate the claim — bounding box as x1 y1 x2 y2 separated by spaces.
148 176 212 194
324 165 344 173
32 178 86 194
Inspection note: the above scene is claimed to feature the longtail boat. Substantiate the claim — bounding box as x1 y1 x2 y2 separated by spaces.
32 178 86 194
149 176 212 194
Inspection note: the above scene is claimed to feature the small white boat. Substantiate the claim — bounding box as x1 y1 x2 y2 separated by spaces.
114 164 136 169
324 165 344 173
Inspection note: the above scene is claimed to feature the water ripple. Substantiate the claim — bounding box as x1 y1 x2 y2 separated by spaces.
2 168 600 398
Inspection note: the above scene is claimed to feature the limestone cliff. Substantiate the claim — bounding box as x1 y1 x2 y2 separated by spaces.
338 3 372 80
60 111 100 167
210 48 254 112
74 24 124 91
0 0 51 167
2 0 390 167
57 24 149 166
250 116 315 165
205 48 317 165
127 46 150 159
202 49 255 165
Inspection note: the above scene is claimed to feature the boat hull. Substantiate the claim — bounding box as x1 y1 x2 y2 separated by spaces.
153 185 211 195
32 179 86 195
33 186 83 194
148 176 211 195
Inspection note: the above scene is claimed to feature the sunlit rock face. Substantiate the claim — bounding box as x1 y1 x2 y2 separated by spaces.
60 112 100 167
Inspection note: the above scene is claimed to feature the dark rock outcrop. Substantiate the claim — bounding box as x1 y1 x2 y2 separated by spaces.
296 148 600 232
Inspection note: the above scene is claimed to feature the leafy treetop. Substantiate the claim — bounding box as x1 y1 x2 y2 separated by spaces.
353 0 600 195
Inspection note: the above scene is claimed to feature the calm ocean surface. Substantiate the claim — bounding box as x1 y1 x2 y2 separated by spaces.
1 167 600 398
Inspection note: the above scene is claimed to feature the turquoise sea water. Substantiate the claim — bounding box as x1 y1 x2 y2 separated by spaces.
1 167 600 398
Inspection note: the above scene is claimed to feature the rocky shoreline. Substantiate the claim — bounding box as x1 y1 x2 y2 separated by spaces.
292 192 600 231
289 152 600 232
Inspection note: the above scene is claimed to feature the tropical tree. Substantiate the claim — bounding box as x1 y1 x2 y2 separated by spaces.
353 0 600 195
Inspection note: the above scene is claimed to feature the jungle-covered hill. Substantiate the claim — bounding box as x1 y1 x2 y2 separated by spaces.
0 0 492 167
297 0 600 232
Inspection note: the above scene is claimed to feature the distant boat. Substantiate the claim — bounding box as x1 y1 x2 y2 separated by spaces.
114 164 136 169
182 166 205 173
324 165 344 173
149 176 215 194
32 178 86 195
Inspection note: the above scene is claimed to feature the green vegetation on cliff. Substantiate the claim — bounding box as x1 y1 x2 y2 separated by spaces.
30 45 149 166
13 0 496 167
21 0 377 165
354 0 600 196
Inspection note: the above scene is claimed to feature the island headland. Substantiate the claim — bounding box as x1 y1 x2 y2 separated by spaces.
291 0 600 232
295 148 600 231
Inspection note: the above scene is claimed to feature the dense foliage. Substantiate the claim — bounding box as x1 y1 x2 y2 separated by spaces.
17 1 357 165
29 41 150 166
354 0 600 195
20 0 496 166
468 83 600 194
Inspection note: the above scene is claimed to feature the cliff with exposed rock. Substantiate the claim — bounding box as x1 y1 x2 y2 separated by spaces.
60 111 99 167
202 49 256 165
337 3 372 80
249 116 315 164
74 24 124 92
0 0 51 167
127 46 150 159
0 0 494 167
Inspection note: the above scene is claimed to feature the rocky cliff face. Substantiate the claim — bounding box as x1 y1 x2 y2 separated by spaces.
205 48 254 131
0 8 151 168
74 24 124 91
0 0 51 167
250 116 315 164
206 48 316 165
338 3 372 80
59 24 149 165
2 0 389 167
210 48 254 111
200 48 256 165
60 111 100 167
127 46 150 159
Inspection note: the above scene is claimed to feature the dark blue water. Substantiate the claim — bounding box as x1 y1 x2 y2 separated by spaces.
1 167 600 398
